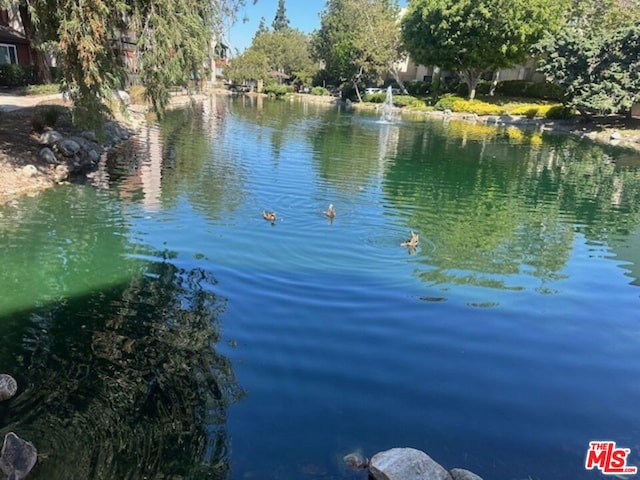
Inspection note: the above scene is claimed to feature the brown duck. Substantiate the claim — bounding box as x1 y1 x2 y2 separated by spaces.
401 231 419 248
324 204 335 219
263 210 277 223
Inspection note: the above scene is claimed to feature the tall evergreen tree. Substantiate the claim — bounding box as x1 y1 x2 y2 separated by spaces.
272 0 290 31
254 16 269 40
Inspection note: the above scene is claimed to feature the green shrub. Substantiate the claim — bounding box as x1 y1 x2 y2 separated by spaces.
455 80 491 97
544 105 574 120
0 64 36 87
365 92 387 103
23 83 61 95
451 99 504 115
510 104 543 118
392 95 415 107
263 84 293 97
32 105 69 132
405 80 430 95
495 80 564 100
311 86 330 96
434 95 466 111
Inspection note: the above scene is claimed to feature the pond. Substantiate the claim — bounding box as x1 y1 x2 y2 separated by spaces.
1 95 640 479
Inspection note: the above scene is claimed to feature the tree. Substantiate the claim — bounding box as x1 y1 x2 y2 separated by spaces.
565 0 640 35
252 28 314 82
535 26 640 117
224 48 269 85
271 0 289 31
254 16 269 40
313 0 402 101
532 0 640 117
1 0 255 125
401 0 564 100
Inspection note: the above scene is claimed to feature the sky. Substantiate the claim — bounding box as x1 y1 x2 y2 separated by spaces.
228 0 408 55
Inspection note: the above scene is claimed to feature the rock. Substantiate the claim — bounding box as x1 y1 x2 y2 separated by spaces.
68 135 95 152
56 139 81 157
0 374 17 401
343 451 368 469
39 147 58 164
54 164 70 183
0 432 37 480
39 130 63 146
21 165 38 178
80 130 97 142
103 122 120 143
610 131 622 140
450 468 483 480
369 448 453 480
443 109 452 116
88 149 101 164
115 90 131 105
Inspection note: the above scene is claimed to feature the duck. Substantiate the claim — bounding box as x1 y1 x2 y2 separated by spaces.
324 204 335 219
401 231 419 248
263 210 277 223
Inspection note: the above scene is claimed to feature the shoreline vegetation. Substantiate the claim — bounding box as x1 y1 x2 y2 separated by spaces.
1 88 639 205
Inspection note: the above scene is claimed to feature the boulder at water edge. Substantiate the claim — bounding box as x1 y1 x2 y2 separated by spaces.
0 432 37 480
451 468 483 480
369 448 453 480
0 374 17 401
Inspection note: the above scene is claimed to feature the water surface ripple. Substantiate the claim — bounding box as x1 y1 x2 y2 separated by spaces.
1 96 640 479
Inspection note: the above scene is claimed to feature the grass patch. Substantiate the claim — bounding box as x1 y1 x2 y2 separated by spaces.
20 83 62 96
128 85 148 105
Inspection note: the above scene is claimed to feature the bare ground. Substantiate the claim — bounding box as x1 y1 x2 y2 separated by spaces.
0 101 73 203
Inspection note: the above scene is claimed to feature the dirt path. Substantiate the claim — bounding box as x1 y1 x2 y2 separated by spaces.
0 92 65 112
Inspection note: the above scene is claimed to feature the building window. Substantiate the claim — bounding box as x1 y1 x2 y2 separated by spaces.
0 44 18 65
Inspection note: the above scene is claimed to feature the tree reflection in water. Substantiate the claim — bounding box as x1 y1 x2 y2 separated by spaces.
1 257 243 479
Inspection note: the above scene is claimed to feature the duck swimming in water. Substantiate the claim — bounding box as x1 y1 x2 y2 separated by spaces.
401 231 419 248
263 210 277 223
324 204 335 219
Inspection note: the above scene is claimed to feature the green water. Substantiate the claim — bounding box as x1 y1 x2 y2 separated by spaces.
0 96 639 479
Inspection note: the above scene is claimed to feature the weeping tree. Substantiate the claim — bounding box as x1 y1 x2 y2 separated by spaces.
2 0 255 125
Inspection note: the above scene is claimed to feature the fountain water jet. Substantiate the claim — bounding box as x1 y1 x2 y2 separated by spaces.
379 86 397 123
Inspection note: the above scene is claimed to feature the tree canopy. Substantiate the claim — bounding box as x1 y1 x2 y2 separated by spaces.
401 0 564 99
226 10 315 87
535 26 640 117
312 0 403 100
532 0 640 117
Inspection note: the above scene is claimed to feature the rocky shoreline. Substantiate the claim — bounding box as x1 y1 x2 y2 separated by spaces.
354 101 640 153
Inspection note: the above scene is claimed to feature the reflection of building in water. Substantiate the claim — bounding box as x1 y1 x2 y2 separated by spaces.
138 125 163 211
202 94 228 130
116 125 164 211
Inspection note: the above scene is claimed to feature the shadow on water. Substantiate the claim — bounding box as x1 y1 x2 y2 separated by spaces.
0 175 244 478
